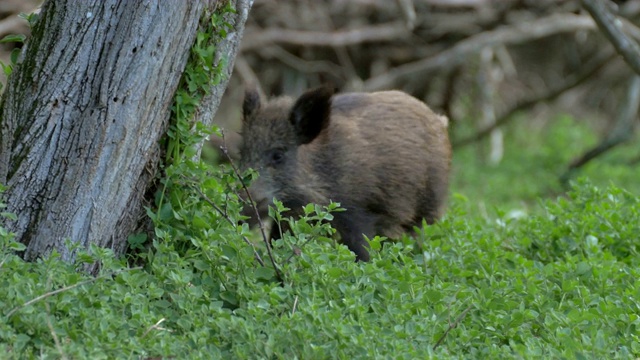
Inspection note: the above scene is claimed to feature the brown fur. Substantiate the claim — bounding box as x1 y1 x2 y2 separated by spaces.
239 86 451 261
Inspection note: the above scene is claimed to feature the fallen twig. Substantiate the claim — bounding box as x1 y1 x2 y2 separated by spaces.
241 22 409 51
44 300 68 360
5 267 141 319
433 304 473 351
141 318 172 338
291 295 299 316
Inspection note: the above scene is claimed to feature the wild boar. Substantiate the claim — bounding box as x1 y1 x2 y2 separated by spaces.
239 86 451 261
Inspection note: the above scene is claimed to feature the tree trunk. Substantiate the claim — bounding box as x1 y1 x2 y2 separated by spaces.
0 0 250 266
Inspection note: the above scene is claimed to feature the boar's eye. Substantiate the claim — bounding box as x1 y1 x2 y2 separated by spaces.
268 148 285 166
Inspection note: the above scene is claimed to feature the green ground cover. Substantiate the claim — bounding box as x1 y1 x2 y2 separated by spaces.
2 113 639 358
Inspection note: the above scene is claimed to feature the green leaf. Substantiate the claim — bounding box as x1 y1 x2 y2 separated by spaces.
254 266 275 281
8 241 26 251
10 48 20 64
0 34 26 44
1 212 17 221
127 233 147 250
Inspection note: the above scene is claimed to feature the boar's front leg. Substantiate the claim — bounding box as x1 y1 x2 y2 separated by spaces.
268 220 290 243
266 200 308 245
268 200 374 261
332 208 376 262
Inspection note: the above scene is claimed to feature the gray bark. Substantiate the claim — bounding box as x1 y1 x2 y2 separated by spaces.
0 0 250 266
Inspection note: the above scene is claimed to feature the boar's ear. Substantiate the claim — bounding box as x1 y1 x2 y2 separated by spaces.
243 88 261 122
290 86 334 144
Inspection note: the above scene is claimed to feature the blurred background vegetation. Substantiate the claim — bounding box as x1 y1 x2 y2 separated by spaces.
2 0 639 218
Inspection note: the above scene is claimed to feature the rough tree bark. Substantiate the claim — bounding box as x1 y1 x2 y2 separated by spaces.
0 0 251 266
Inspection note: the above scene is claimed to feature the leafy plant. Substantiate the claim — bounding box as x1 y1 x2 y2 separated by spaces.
4 151 640 359
0 34 25 90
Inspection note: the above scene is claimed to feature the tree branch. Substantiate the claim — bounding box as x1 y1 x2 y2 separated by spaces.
241 22 410 51
453 49 615 148
582 0 640 75
256 45 344 78
561 74 640 182
362 14 598 91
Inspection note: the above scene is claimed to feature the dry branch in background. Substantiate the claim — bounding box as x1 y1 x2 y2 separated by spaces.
454 49 615 147
362 14 597 91
562 74 640 181
582 0 640 74
241 22 410 50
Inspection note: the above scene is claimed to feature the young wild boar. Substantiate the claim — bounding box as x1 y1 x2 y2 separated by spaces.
239 86 451 261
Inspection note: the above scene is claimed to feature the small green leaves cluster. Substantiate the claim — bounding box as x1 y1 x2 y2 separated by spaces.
0 34 25 90
0 12 38 92
166 2 236 163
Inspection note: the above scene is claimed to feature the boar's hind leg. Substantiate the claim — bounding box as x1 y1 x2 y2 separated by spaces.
419 180 446 225
332 209 376 262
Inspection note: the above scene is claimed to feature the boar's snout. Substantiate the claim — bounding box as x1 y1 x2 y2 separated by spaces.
238 179 271 225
